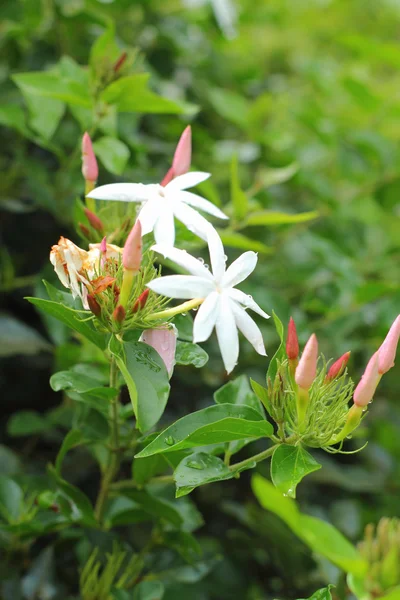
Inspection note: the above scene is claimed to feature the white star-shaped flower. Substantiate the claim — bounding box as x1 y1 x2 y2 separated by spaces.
147 227 270 373
86 172 228 246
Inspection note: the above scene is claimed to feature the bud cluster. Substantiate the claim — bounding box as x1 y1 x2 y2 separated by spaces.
358 518 400 597
263 315 400 450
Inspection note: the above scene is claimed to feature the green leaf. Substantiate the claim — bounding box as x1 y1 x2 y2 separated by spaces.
49 466 96 526
55 430 84 475
252 475 367 576
0 313 50 356
208 88 250 127
26 297 107 350
13 72 91 107
218 230 272 254
175 341 209 368
266 311 285 383
93 136 130 175
173 314 193 341
299 586 335 600
23 94 65 140
135 404 273 458
101 74 184 114
231 154 248 221
257 163 299 188
110 339 170 432
174 452 234 497
7 411 51 437
250 378 271 415
0 104 30 136
123 490 183 527
0 476 23 522
89 26 121 77
133 581 165 600
214 374 262 414
271 444 321 498
246 210 318 226
50 370 117 400
373 586 400 600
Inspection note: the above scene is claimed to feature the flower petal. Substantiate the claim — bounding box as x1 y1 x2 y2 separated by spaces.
229 288 270 319
87 183 153 202
137 199 160 235
153 206 176 246
147 275 214 299
179 191 229 220
222 251 258 288
230 299 267 356
193 291 220 343
173 201 213 241
215 294 239 374
206 226 226 282
166 171 211 191
151 245 214 279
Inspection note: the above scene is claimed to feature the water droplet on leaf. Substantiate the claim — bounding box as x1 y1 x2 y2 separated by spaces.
187 460 204 470
164 436 175 446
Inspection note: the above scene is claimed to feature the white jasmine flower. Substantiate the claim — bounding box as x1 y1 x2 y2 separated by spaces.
86 172 228 246
147 227 269 373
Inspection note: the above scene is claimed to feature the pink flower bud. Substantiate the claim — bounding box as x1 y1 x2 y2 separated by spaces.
132 289 150 313
172 125 191 177
113 304 126 323
87 294 101 317
81 132 98 183
123 220 142 272
84 208 104 232
295 333 318 390
141 327 177 378
100 236 107 255
378 315 400 374
325 351 351 382
286 317 299 360
160 126 192 186
354 351 381 407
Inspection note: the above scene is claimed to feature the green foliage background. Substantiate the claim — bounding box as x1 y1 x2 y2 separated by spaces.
0 0 399 598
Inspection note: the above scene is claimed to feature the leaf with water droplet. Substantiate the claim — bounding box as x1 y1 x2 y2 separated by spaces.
164 436 175 446
271 444 321 498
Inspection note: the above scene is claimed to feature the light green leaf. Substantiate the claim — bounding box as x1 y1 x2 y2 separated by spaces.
23 94 65 140
55 430 84 475
26 297 107 350
218 230 272 254
208 88 250 127
247 210 318 226
250 378 271 415
266 311 285 383
214 374 262 414
299 585 335 600
13 72 91 107
133 581 165 600
7 411 51 437
175 341 209 368
136 404 273 458
110 338 170 432
101 74 185 114
271 444 321 498
89 26 121 77
252 475 367 576
258 163 299 188
231 154 248 220
93 136 130 175
0 104 30 136
0 476 23 522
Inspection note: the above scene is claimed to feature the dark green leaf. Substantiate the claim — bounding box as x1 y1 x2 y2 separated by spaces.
135 404 273 458
174 452 234 497
0 477 23 522
7 411 51 437
26 297 106 349
250 378 271 414
55 430 84 475
49 466 96 526
50 370 117 399
266 311 285 383
0 104 30 136
214 374 262 414
110 339 170 433
24 95 65 140
133 581 164 600
123 490 183 527
0 313 50 356
175 341 209 368
271 444 321 498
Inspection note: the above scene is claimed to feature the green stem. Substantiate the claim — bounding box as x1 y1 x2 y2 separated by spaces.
147 298 203 320
95 357 120 523
229 444 278 473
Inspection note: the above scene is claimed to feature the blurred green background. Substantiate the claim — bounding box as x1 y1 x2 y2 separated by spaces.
0 0 399 598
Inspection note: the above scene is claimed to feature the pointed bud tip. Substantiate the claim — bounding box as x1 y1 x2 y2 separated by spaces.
123 220 142 271
84 208 104 232
172 125 192 177
286 316 299 360
326 351 351 382
132 288 150 313
81 132 98 183
295 333 318 390
100 236 107 254
378 314 400 375
113 305 126 323
354 351 381 407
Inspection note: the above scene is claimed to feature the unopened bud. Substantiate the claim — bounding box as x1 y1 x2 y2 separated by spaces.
132 289 150 313
378 314 400 375
160 126 192 186
79 223 91 238
87 294 101 317
141 326 177 378
123 220 142 272
295 333 318 390
113 51 128 73
113 305 126 323
286 317 299 360
84 208 104 232
81 132 98 183
325 351 351 382
100 236 107 255
354 351 381 407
